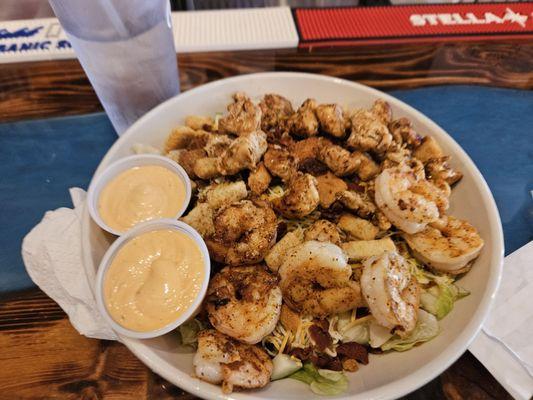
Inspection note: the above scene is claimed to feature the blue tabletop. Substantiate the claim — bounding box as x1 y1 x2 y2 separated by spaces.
1 85 532 293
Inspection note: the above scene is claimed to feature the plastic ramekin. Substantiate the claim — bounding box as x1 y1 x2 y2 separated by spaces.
87 154 192 236
95 219 211 339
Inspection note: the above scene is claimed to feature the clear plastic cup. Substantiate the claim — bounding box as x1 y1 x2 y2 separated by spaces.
49 0 180 135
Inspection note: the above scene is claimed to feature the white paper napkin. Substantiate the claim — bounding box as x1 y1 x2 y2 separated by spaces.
470 241 533 400
21 188 117 341
21 190 533 398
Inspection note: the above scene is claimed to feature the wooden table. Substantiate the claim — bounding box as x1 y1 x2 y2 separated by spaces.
1 42 532 399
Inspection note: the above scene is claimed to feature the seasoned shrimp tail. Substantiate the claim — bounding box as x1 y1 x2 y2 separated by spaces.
194 329 273 393
206 265 282 344
361 251 420 337
206 200 278 265
375 164 440 234
279 241 363 317
403 216 484 273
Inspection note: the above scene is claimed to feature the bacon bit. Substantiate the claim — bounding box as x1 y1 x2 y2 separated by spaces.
288 347 312 361
367 346 383 355
313 318 329 332
309 324 332 352
336 342 369 365
326 357 343 371
310 353 342 371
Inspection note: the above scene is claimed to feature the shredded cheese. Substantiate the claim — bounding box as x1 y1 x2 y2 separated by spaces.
350 308 357 322
279 330 292 354
342 315 374 332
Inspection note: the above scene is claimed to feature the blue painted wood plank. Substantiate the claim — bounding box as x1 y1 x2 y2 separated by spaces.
0 86 531 293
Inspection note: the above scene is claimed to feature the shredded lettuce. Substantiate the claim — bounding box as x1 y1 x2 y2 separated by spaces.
341 323 370 345
420 282 470 320
290 363 348 396
409 260 470 320
271 353 303 380
369 321 393 348
381 309 439 352
333 312 371 345
177 318 204 348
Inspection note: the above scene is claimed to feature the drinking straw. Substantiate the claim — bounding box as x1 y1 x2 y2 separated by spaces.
96 0 129 38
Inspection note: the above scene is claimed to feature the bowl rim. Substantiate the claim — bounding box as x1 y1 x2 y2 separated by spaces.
87 154 192 236
94 219 211 339
85 71 504 400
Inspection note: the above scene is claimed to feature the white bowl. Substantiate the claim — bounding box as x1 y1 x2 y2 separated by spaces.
87 154 192 236
95 219 211 339
82 72 504 400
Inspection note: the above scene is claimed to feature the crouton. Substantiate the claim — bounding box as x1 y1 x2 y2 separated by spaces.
265 228 304 272
341 238 396 261
180 203 215 237
193 157 220 180
338 213 379 240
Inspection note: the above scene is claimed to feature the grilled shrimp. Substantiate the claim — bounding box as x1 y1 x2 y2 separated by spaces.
272 172 320 219
194 329 273 393
403 216 484 274
279 241 363 317
375 164 440 234
206 266 282 344
206 200 278 265
361 251 420 337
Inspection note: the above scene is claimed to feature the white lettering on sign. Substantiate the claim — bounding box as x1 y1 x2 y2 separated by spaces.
410 8 529 28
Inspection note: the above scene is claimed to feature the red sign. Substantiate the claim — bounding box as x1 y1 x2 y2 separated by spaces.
295 3 533 46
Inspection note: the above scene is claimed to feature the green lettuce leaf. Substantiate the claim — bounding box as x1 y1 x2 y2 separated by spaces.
381 309 439 352
271 353 302 380
290 363 348 395
410 262 470 320
335 312 371 345
369 321 393 348
341 323 370 345
177 318 204 348
420 277 470 320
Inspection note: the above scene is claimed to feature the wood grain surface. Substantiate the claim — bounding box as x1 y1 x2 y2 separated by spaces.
1 41 532 123
1 40 530 400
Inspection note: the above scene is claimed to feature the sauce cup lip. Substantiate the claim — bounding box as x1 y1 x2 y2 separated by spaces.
95 219 211 339
87 154 192 236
